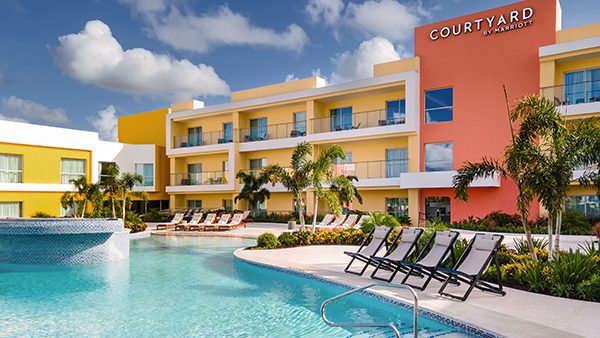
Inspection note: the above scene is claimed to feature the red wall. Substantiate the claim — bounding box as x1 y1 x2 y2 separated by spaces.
415 0 558 221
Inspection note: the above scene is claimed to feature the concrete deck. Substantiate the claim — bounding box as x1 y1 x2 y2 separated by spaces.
235 245 600 338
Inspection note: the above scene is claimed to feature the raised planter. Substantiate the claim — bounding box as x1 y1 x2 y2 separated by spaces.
0 218 129 265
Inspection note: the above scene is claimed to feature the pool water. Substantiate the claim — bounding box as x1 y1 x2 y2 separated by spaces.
0 236 474 337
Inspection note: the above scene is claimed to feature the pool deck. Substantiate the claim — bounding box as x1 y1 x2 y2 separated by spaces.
235 245 600 338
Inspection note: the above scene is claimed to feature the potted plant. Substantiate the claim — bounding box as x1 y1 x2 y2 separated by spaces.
288 216 297 230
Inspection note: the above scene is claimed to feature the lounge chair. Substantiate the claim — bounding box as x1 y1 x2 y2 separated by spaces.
353 214 370 229
175 212 202 231
205 213 231 231
438 233 506 301
185 212 206 231
195 213 217 230
370 227 424 282
315 214 334 228
155 212 184 230
219 213 243 230
340 214 359 228
318 214 347 229
343 226 392 276
397 230 460 290
240 210 251 227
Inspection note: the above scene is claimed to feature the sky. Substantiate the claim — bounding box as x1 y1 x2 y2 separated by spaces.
0 0 598 141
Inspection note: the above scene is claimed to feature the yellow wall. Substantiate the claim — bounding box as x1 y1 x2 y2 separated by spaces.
315 90 405 119
118 108 169 147
241 104 306 129
554 56 600 84
556 23 600 43
354 189 408 212
239 148 295 169
373 57 420 77
182 114 234 132
180 193 235 209
231 77 322 102
0 143 90 184
0 192 64 217
266 192 294 212
174 153 229 173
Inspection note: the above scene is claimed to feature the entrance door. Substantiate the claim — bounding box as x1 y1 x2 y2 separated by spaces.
425 196 451 223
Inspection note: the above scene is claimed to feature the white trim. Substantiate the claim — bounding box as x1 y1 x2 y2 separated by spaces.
166 183 235 193
239 137 308 152
539 36 600 57
133 186 155 192
306 125 414 143
400 171 500 189
557 102 600 117
167 142 232 156
0 183 75 192
353 178 402 188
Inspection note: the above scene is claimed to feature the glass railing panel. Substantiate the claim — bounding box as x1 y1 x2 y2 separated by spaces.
172 131 233 148
239 122 306 142
170 171 229 186
541 80 600 106
311 109 406 134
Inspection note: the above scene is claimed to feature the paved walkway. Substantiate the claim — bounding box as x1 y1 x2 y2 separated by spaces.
236 245 600 338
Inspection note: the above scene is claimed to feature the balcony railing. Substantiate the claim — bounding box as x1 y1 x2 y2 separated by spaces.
333 160 408 179
311 109 406 134
239 121 307 142
135 176 154 187
173 131 234 148
541 80 600 106
170 171 229 186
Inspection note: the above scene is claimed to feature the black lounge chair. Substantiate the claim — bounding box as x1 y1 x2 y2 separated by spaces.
397 230 460 291
343 226 392 276
370 227 424 282
438 233 506 301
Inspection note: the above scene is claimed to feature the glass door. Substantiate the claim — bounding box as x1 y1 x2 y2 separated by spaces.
425 197 451 223
187 163 202 185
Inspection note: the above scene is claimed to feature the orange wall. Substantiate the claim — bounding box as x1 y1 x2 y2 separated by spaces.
415 0 557 221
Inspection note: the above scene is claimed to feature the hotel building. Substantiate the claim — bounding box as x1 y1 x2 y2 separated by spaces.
1 0 598 222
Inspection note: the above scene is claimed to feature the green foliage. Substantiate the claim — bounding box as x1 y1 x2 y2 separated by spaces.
514 261 549 293
31 211 54 218
547 251 598 297
578 240 600 256
235 171 271 213
124 211 147 233
277 232 298 247
360 212 401 234
257 233 279 249
560 209 594 235
443 238 469 268
142 208 172 222
576 275 600 302
513 237 548 254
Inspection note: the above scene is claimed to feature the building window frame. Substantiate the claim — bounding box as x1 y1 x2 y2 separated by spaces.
61 158 86 184
386 99 406 125
293 111 307 136
187 200 202 209
187 127 202 147
135 163 154 187
386 197 408 218
425 87 453 123
0 201 22 217
0 153 23 183
330 107 353 131
424 142 453 172
566 195 599 216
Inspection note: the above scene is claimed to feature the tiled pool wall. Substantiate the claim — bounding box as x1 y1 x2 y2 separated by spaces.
0 218 129 265
234 250 499 338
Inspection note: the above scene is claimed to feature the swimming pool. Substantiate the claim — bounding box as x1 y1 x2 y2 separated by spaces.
0 236 480 337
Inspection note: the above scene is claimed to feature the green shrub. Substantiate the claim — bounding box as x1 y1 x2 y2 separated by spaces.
142 208 172 222
292 230 312 246
547 251 598 297
257 233 279 249
277 232 298 247
513 237 548 255
560 209 593 235
124 211 147 233
396 214 412 225
31 211 54 218
443 238 469 268
578 240 600 256
576 275 600 302
514 261 549 293
361 212 401 234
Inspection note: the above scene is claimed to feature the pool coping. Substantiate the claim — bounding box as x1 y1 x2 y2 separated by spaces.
233 247 501 338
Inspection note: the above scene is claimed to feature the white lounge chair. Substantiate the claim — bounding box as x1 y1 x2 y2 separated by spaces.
184 212 205 231
315 214 334 228
353 214 370 229
155 212 184 230
340 214 359 228
219 213 243 230
318 214 348 230
205 214 231 231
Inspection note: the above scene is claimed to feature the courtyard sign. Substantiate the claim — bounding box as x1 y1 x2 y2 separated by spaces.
429 7 534 41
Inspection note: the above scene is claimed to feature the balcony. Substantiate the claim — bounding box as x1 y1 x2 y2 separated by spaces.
239 121 307 143
172 131 233 149
541 80 600 117
333 160 407 179
311 109 405 134
170 171 229 186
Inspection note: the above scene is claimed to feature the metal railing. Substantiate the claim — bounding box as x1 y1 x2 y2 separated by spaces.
321 282 419 338
170 171 229 186
333 160 408 179
541 80 600 106
173 131 234 148
239 121 307 142
311 109 406 134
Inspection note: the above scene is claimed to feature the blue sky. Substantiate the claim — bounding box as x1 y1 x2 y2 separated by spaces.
0 0 598 140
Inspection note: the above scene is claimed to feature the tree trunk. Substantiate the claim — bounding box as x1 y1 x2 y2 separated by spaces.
80 200 87 218
296 195 306 231
111 197 116 218
547 215 554 260
554 210 562 255
122 193 127 220
311 193 319 233
521 212 538 261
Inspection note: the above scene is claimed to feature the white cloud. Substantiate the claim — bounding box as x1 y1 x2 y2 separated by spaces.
329 37 403 83
345 0 427 42
51 20 229 101
305 0 345 26
2 96 69 124
284 73 299 82
121 1 309 54
0 113 28 123
88 105 118 141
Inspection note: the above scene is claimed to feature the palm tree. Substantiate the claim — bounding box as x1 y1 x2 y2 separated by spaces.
263 141 312 229
453 91 550 260
61 176 101 217
234 170 271 216
310 145 347 232
99 163 120 218
118 172 145 219
330 175 362 210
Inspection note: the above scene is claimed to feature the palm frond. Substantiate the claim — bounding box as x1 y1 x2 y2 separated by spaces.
453 158 505 201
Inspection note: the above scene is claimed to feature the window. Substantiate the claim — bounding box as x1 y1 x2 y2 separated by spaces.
255 200 266 216
425 142 453 172
223 123 233 143
333 152 353 176
330 107 353 131
425 88 453 123
564 68 600 104
61 158 86 184
187 163 202 185
135 163 154 186
99 162 115 183
250 118 268 140
0 154 22 183
223 199 233 211
187 200 202 208
386 148 408 177
425 196 451 223
386 198 408 218
249 158 267 172
187 127 202 146
0 202 21 217
334 152 352 164
293 112 306 136
566 195 599 216
61 203 79 217
386 99 406 124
